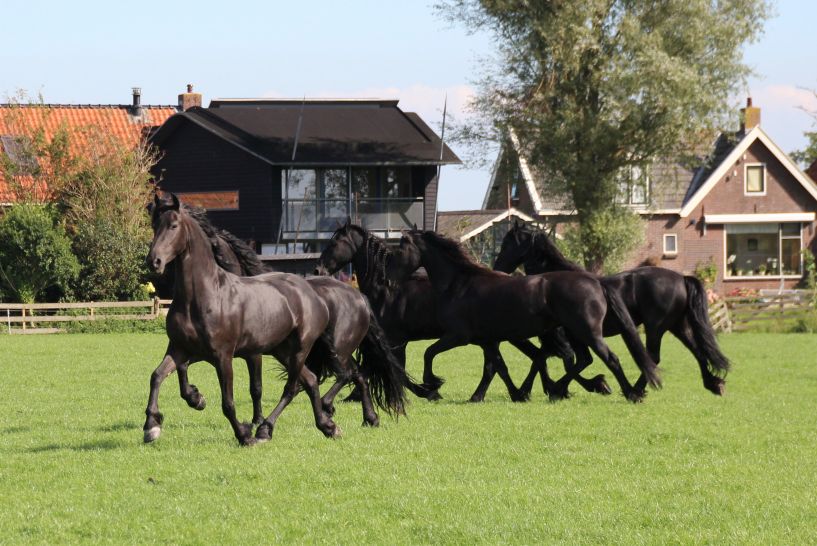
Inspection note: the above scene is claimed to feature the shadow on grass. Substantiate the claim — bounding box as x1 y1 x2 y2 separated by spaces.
1 425 31 434
97 420 141 433
27 439 124 453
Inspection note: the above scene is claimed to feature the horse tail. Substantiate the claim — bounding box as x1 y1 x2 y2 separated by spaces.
684 276 730 376
359 303 409 416
600 280 662 389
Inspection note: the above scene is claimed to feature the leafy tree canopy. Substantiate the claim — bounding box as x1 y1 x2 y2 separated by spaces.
437 0 771 271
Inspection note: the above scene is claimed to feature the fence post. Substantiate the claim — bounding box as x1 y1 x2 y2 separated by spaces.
153 297 159 318
21 307 26 332
6 309 10 335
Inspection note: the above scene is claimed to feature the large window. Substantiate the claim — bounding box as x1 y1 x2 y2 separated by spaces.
282 167 422 234
725 222 802 278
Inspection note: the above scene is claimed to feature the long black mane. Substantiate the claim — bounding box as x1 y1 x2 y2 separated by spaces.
346 225 392 290
185 205 271 276
419 231 505 278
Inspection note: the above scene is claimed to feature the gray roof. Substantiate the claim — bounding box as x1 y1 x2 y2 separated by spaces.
151 99 460 166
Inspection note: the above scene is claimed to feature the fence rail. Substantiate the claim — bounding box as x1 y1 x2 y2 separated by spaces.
1 299 166 334
709 291 816 332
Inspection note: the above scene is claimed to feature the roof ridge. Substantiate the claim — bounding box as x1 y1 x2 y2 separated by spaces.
0 104 178 109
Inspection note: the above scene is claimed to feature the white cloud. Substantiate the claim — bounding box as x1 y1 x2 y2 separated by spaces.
751 84 817 113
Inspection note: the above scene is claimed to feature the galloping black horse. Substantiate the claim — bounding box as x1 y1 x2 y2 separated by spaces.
315 222 610 402
144 193 406 446
494 223 730 395
151 207 408 428
396 230 662 402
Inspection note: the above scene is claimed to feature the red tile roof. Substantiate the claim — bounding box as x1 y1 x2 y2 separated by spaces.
0 104 177 202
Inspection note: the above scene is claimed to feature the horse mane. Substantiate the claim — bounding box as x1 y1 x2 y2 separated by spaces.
347 224 392 288
532 231 584 272
184 205 271 275
420 231 505 277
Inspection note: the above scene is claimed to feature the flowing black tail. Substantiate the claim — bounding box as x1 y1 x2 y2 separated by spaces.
601 280 662 389
359 303 409 416
684 276 731 377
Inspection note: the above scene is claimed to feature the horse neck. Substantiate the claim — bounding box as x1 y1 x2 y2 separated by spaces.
172 219 223 304
530 234 584 273
418 245 459 293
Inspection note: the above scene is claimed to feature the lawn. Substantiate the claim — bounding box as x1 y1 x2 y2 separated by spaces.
1 333 816 544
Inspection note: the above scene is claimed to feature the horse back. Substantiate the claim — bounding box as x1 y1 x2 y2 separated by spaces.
306 276 369 356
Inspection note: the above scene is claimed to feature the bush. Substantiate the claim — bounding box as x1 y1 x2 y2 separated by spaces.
0 204 79 302
71 218 151 301
694 258 718 289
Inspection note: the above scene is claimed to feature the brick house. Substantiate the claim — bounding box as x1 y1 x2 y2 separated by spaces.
436 208 538 264
0 88 177 203
481 99 817 291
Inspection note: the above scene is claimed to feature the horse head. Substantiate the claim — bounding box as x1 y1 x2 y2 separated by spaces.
147 192 187 275
314 222 365 275
494 222 534 273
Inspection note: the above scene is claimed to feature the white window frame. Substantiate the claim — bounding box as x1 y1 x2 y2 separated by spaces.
663 233 678 256
723 222 803 280
744 163 766 196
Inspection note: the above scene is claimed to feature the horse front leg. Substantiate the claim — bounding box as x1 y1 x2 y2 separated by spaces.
143 343 188 443
510 338 551 398
421 335 467 401
245 354 264 425
213 353 255 446
484 343 526 402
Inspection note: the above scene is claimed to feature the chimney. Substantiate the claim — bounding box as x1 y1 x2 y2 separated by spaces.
131 87 142 116
178 84 203 111
740 97 761 133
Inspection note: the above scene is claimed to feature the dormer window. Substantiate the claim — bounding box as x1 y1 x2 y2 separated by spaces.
0 134 39 175
616 164 650 206
745 164 766 195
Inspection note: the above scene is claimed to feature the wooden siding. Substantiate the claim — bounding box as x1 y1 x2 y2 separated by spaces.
152 122 279 244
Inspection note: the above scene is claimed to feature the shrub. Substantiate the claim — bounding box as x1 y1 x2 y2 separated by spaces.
561 207 644 274
694 258 718 289
71 218 151 301
0 204 79 302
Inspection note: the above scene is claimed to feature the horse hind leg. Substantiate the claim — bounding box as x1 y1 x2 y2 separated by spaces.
300 365 342 438
672 323 725 396
586 337 644 403
468 346 497 403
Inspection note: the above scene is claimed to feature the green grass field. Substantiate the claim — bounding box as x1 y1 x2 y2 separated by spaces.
1 333 816 544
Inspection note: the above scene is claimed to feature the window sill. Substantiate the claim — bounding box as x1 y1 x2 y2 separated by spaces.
724 275 802 281
662 252 678 259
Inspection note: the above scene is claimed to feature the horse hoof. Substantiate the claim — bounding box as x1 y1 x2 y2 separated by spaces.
626 391 646 403
511 390 529 403
144 426 162 443
363 417 380 428
330 424 343 439
426 390 443 402
592 375 613 395
255 422 273 441
240 437 258 447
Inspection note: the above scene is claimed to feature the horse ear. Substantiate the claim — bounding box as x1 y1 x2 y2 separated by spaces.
412 223 417 231
513 219 520 229
170 193 180 210
345 216 352 226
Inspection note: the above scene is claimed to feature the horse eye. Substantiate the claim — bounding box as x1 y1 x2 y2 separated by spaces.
171 223 179 229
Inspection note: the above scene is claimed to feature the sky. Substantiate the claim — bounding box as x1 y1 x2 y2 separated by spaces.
2 0 816 211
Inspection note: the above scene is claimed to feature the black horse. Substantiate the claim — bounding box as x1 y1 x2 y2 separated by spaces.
494 223 730 395
396 229 662 402
315 222 611 402
144 193 406 446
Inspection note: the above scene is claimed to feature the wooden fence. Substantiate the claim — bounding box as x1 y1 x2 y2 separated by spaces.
708 291 816 332
0 299 172 334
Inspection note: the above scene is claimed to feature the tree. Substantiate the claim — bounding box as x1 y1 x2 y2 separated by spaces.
1 92 160 301
0 204 79 303
437 0 771 272
791 89 817 168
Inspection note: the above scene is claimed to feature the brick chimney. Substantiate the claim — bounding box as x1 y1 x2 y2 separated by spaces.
178 84 202 111
740 97 761 132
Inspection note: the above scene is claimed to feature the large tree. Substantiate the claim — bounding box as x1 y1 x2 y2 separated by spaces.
791 89 817 168
438 0 771 272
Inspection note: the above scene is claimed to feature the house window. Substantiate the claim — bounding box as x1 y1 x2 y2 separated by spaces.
282 168 350 232
663 234 677 255
616 164 650 205
745 164 765 195
725 222 802 277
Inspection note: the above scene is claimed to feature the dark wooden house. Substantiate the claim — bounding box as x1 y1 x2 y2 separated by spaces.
150 98 459 268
